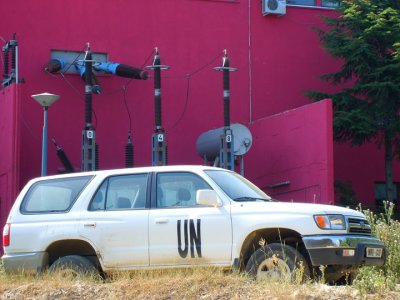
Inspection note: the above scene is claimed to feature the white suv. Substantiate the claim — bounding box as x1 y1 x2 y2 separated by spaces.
2 165 385 282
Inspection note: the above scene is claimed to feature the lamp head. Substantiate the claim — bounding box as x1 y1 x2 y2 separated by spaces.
31 93 60 107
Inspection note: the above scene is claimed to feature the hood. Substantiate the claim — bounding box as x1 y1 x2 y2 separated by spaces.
232 201 366 218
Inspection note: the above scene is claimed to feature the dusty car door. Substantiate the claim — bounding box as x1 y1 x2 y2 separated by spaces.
148 171 232 267
79 173 150 269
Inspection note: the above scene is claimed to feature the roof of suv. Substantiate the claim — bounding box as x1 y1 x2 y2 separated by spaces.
27 165 226 182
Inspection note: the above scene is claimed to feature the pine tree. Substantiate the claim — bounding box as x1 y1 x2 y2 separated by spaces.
307 0 400 203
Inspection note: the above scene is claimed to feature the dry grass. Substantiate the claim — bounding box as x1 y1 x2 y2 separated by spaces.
1 267 400 300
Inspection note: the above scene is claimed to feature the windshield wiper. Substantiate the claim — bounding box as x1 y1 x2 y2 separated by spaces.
234 196 272 202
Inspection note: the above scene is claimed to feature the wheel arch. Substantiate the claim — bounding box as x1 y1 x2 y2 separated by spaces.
238 227 311 271
45 239 102 271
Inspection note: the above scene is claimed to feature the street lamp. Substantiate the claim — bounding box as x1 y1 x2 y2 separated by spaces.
31 92 60 176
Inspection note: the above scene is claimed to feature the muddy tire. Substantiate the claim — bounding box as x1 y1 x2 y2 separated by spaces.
49 255 98 277
246 243 310 282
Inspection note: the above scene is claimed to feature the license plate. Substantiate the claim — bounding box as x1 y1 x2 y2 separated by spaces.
366 247 383 258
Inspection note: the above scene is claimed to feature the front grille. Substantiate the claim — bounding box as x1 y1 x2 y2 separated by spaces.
347 218 372 235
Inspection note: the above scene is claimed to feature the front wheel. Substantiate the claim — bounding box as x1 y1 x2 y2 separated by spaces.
245 243 310 282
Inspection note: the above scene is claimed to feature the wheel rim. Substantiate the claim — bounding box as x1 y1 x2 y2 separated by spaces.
256 254 291 281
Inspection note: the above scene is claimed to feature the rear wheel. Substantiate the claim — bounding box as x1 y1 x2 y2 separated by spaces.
246 243 310 282
48 255 98 278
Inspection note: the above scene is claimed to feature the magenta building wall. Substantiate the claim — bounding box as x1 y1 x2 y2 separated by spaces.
0 85 21 252
1 0 399 251
247 99 334 204
0 1 337 183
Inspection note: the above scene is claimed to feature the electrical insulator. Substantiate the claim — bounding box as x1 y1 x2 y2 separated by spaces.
95 143 99 170
125 141 134 168
165 145 168 166
94 62 149 80
44 58 65 73
3 48 9 79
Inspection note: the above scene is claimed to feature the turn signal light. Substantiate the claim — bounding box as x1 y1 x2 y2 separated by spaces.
314 215 328 229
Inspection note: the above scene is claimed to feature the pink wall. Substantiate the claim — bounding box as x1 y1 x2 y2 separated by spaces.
0 85 21 251
246 99 334 204
0 1 339 187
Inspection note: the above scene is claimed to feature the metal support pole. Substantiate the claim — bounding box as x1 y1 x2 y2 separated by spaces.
84 47 93 130
41 107 49 176
146 48 170 166
13 39 18 84
81 43 97 171
214 50 237 171
32 93 60 176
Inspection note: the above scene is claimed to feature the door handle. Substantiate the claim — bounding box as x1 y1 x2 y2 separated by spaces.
155 218 169 224
84 222 96 228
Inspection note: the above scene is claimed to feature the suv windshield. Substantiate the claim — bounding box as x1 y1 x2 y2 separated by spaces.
204 170 272 202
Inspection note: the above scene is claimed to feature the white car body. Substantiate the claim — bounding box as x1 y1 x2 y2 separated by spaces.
2 166 385 280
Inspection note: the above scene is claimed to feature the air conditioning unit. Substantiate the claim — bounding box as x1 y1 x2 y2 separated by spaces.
262 0 286 16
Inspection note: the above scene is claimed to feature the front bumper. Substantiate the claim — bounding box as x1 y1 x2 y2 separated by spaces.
2 251 48 273
303 235 385 267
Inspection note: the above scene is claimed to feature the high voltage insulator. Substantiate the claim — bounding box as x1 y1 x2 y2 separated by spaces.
2 33 19 87
84 46 93 129
51 138 75 173
213 50 237 171
146 48 170 166
125 130 134 168
95 143 99 171
43 58 64 73
3 47 9 79
125 141 134 168
75 64 101 94
94 62 149 80
81 42 97 172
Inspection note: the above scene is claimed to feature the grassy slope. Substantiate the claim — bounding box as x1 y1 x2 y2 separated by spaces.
1 268 400 300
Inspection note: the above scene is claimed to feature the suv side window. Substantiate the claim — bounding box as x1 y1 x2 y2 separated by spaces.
89 173 148 211
21 176 93 213
156 172 211 208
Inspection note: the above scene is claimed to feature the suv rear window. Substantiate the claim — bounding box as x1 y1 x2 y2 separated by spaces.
20 176 93 213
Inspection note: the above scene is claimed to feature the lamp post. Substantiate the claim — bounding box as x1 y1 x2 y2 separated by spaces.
31 92 60 176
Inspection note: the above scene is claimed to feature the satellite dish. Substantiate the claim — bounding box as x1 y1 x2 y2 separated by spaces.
196 123 253 161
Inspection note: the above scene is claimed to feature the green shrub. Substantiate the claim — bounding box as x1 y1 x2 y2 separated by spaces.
354 201 400 294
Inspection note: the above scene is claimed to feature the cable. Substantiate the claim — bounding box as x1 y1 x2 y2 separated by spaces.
120 48 157 132
59 72 82 97
20 114 42 144
61 45 87 74
46 64 99 129
42 48 223 135
188 51 223 77
125 48 156 89
122 84 132 132
120 50 157 168
167 74 190 133
166 51 223 132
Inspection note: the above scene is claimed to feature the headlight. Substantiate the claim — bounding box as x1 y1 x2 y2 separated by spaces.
314 215 346 230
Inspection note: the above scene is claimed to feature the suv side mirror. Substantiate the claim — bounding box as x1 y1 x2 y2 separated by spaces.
196 189 222 207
